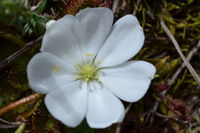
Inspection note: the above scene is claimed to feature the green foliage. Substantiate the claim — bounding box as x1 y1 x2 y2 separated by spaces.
0 0 48 35
0 0 29 26
0 31 25 47
14 123 25 133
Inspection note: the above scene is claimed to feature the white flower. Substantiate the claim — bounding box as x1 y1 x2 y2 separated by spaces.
27 7 156 128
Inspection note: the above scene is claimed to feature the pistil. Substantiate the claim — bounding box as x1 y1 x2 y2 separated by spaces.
76 62 100 82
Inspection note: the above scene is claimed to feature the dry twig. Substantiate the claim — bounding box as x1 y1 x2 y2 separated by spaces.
0 118 21 129
149 40 200 124
112 0 119 13
115 103 132 133
0 36 42 69
0 93 43 116
160 18 200 86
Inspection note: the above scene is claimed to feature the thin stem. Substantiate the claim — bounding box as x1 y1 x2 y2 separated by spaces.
149 40 200 124
112 0 119 13
14 123 26 133
0 93 44 116
168 40 200 85
0 36 42 69
160 18 200 86
132 0 141 16
115 103 133 133
0 118 21 128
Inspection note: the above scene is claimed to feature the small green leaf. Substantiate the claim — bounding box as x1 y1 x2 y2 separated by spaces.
15 123 26 133
0 31 25 47
33 0 47 14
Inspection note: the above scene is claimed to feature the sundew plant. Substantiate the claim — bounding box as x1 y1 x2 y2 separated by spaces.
0 0 200 133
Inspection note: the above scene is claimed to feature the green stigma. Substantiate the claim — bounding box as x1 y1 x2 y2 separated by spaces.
76 62 99 82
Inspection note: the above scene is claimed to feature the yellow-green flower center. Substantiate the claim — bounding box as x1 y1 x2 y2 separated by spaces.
76 62 99 82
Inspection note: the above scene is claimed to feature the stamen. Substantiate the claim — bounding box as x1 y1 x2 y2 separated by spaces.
76 62 100 82
52 66 60 72
85 53 93 57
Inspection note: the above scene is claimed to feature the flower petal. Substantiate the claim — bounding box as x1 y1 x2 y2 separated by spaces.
86 85 125 128
73 7 113 60
41 15 82 64
45 20 56 30
45 81 88 127
96 15 144 67
100 61 156 102
27 53 75 94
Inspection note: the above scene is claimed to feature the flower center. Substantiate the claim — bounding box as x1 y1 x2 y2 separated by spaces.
76 62 99 82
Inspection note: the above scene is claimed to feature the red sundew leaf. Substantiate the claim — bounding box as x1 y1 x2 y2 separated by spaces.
154 83 169 92
172 99 190 115
63 0 112 15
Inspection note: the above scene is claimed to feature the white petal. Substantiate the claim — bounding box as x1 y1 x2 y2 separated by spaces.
86 86 125 128
41 15 83 65
27 53 75 94
73 7 113 60
96 15 144 67
46 20 56 30
100 61 156 102
45 81 88 127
